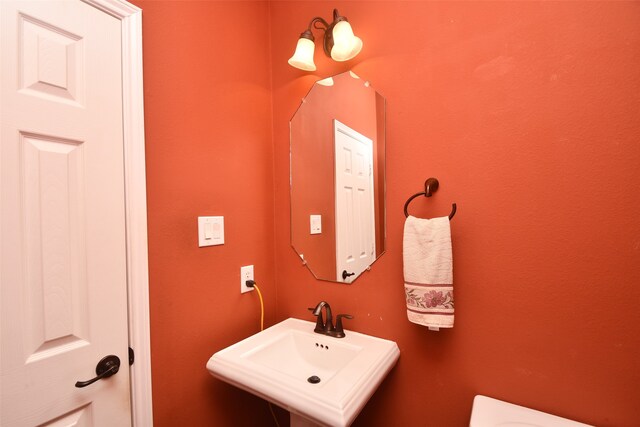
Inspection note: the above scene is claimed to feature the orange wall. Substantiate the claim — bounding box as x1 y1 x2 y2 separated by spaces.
135 1 640 426
271 2 640 427
132 1 278 425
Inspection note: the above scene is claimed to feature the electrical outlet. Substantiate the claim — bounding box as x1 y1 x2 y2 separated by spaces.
240 265 254 294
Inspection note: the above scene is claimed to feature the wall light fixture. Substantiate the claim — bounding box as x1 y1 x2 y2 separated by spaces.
288 9 363 72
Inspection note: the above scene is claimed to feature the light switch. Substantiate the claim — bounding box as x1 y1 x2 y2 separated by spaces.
198 216 224 247
310 214 322 235
204 222 213 239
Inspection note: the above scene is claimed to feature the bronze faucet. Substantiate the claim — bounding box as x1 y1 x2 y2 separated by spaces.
308 301 353 338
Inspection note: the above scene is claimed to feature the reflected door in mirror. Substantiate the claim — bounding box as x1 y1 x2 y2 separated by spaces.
334 120 375 283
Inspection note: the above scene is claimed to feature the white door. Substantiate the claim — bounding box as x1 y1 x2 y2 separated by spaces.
1 1 132 425
334 120 375 283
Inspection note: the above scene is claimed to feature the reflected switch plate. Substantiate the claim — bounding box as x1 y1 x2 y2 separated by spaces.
310 215 322 234
198 216 224 247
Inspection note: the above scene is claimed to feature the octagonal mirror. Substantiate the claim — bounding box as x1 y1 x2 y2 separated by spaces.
290 71 386 283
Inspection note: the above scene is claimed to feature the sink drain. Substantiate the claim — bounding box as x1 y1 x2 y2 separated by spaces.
307 375 321 384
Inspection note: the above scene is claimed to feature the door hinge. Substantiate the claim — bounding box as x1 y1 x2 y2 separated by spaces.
128 347 134 366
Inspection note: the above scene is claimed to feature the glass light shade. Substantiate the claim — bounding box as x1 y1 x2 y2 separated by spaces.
288 38 317 71
330 20 363 61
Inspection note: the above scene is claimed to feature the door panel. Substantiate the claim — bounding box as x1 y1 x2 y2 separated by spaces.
1 1 131 425
21 133 90 360
334 120 375 283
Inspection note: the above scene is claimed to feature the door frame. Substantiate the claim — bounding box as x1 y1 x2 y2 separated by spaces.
82 0 153 425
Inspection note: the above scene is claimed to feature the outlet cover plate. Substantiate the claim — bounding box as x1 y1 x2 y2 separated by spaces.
240 265 254 293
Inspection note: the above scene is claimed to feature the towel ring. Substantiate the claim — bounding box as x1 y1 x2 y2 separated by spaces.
403 178 457 219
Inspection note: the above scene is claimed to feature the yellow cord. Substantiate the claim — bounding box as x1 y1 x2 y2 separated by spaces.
253 283 264 332
251 282 279 427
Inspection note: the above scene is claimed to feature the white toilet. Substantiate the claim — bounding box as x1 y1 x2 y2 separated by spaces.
470 395 593 427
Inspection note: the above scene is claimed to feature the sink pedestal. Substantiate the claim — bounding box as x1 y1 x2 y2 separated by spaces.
291 413 322 427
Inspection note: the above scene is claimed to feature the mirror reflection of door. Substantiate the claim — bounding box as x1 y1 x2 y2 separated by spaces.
290 71 385 283
334 120 375 283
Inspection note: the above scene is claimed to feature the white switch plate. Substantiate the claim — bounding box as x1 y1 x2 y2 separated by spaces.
198 216 224 247
240 265 254 293
310 214 322 234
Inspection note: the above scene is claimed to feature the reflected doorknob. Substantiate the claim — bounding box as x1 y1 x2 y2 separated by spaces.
342 270 355 280
75 355 121 388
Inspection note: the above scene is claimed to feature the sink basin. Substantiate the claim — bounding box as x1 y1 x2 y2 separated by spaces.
206 318 400 426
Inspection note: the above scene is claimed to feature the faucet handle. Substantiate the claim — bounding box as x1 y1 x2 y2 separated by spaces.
333 314 353 338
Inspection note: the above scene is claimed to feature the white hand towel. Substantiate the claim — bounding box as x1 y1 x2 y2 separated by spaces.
403 215 454 330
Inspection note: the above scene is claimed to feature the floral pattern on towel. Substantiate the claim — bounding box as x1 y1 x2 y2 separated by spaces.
406 288 454 310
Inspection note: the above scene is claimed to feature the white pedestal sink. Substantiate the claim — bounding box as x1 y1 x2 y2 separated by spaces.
207 318 400 427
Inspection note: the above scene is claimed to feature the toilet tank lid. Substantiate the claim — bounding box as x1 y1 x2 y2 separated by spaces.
469 395 593 427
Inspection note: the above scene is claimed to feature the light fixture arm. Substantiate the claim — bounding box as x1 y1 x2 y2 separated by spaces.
310 17 330 32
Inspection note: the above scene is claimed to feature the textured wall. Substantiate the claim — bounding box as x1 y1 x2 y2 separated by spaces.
133 1 277 425
135 1 640 425
270 2 640 426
